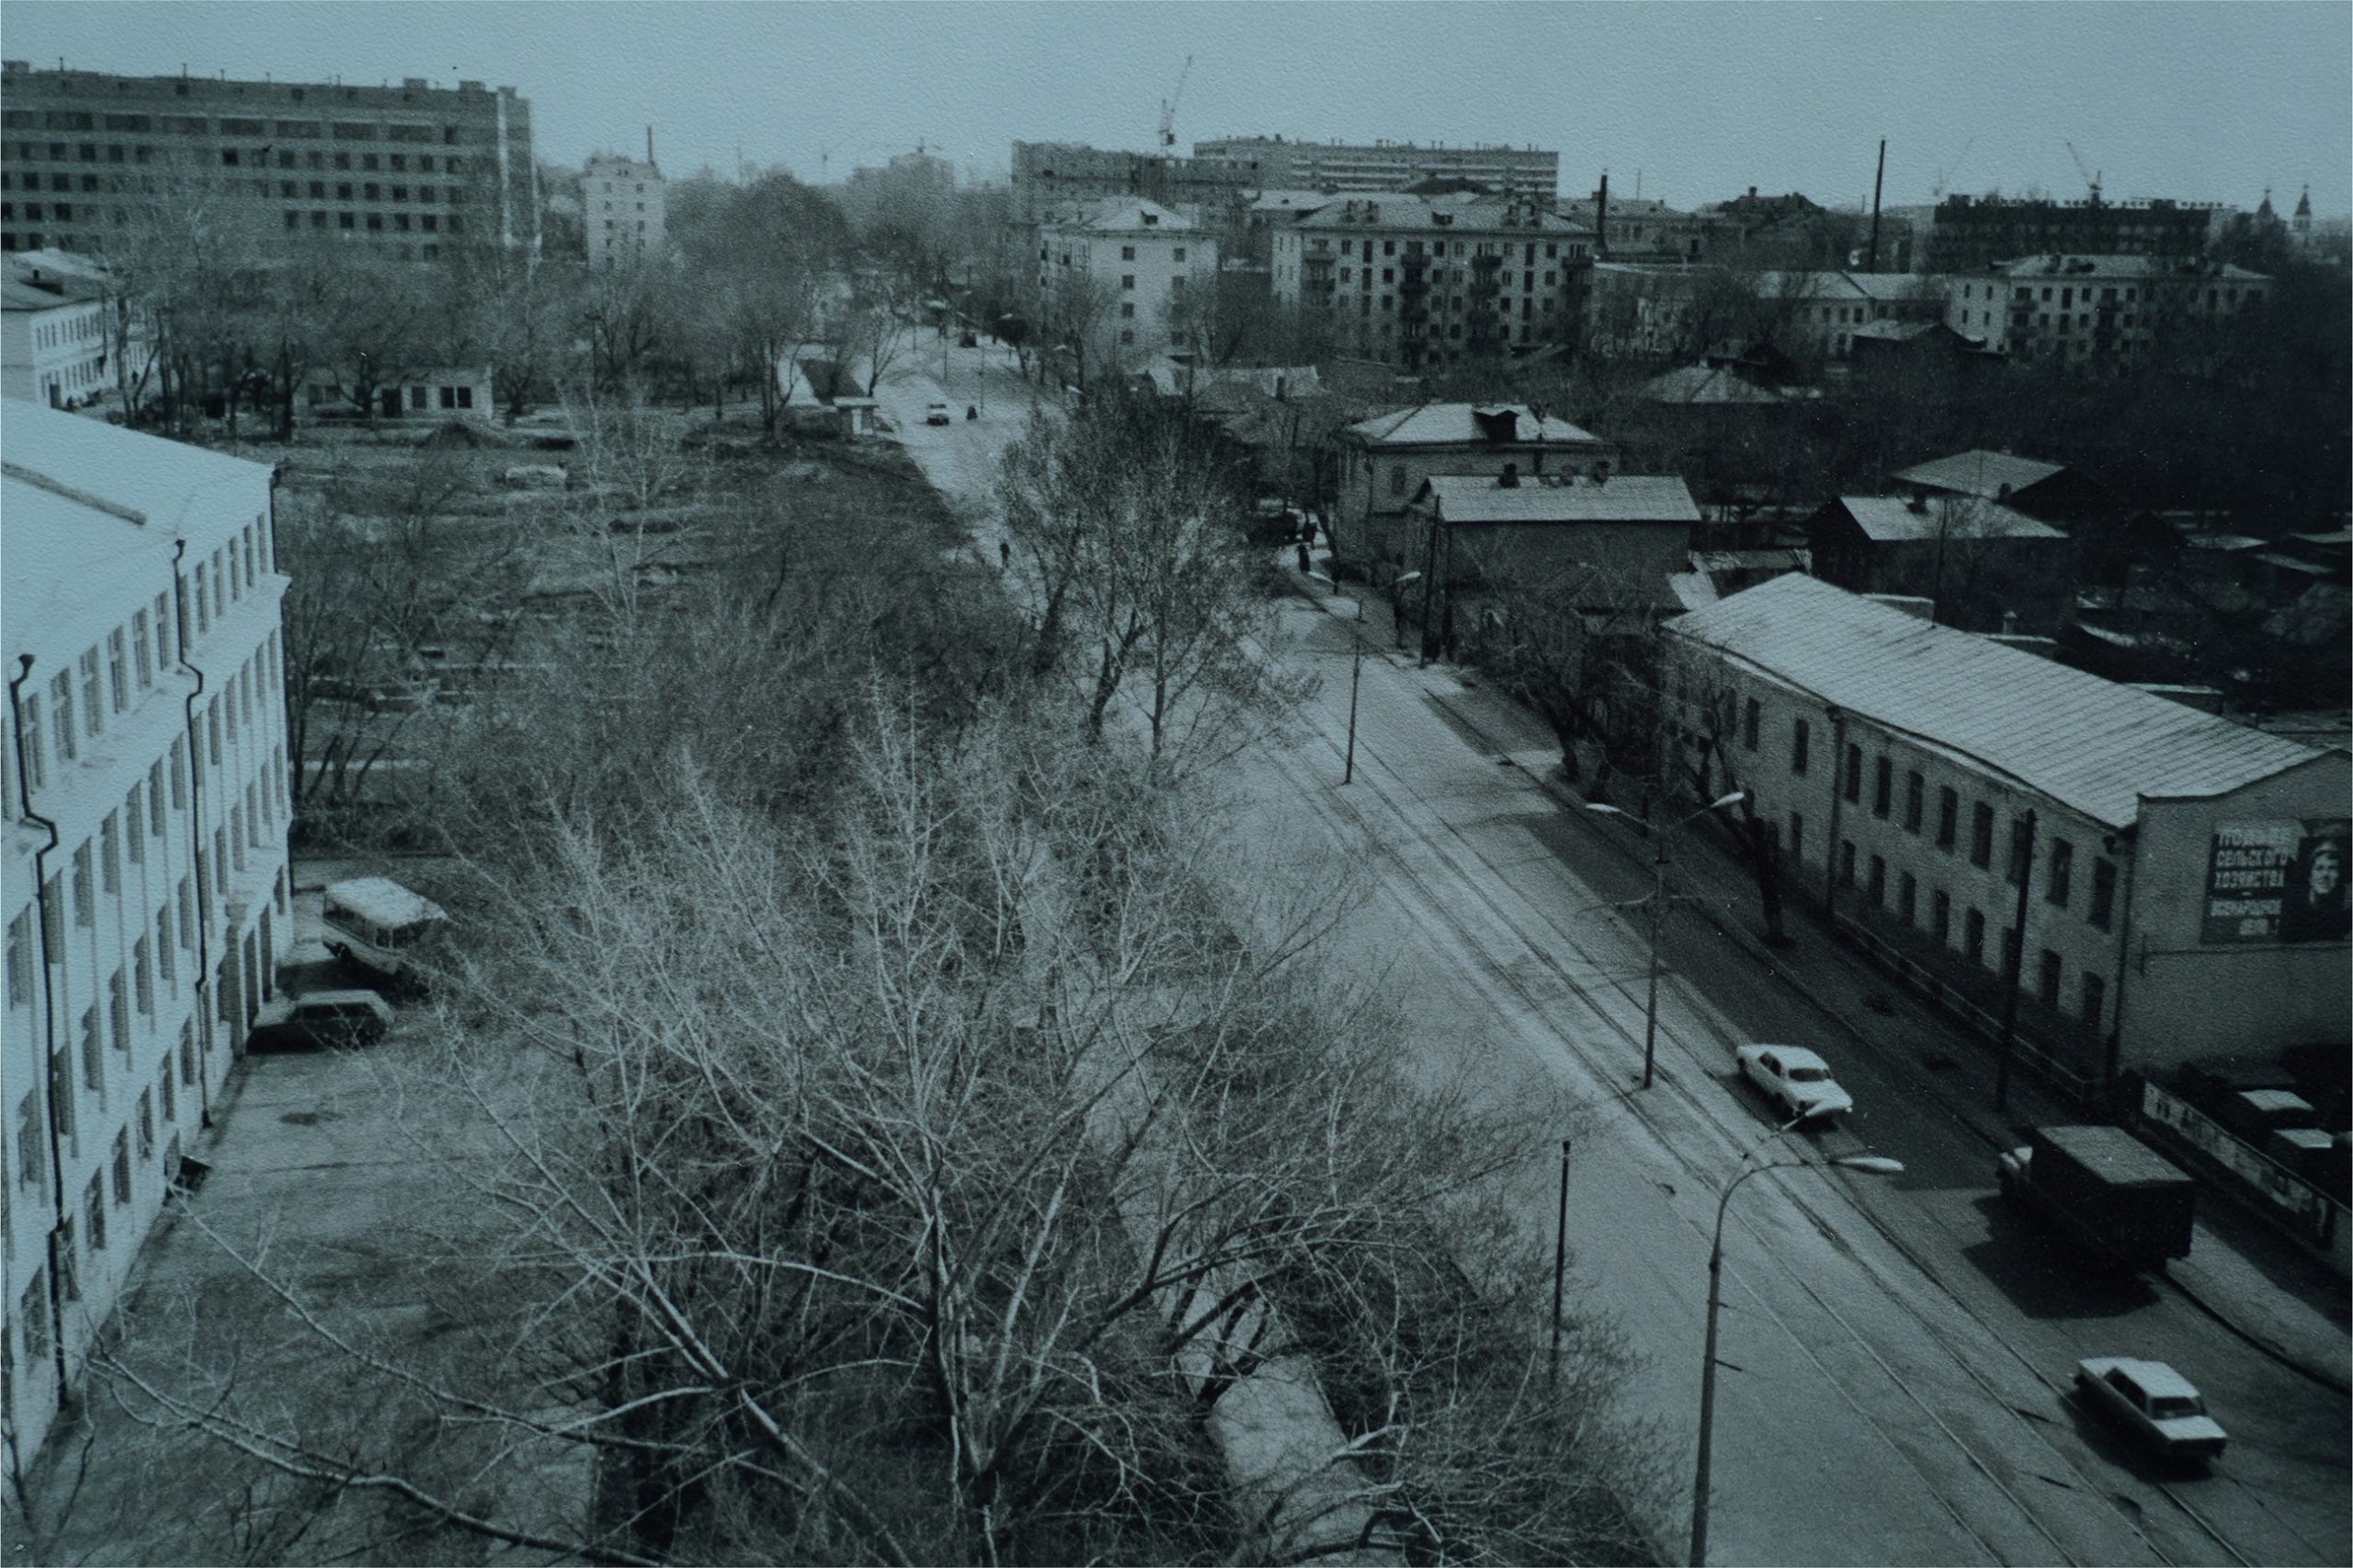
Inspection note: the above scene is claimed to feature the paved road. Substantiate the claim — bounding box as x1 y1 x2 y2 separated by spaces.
882 336 2351 1567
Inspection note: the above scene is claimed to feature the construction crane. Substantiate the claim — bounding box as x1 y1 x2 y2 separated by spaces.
1930 135 1973 200
1158 55 1193 149
2064 141 2102 205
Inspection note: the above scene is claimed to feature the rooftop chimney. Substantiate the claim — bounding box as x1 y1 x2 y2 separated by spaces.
1908 486 1929 514
1499 461 1520 488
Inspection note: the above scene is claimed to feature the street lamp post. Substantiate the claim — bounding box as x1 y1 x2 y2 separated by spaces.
1689 1145 1904 1567
1587 790 1745 1088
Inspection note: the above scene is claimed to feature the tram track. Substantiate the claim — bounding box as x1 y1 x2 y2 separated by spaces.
1248 604 2283 1566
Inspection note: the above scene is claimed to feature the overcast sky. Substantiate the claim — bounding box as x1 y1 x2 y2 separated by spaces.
6 3 2346 214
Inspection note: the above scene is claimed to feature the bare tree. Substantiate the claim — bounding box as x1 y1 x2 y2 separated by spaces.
995 392 1306 777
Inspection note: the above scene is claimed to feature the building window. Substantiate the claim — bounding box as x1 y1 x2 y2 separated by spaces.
1867 854 1886 906
20 1269 52 1362
2006 818 2033 886
108 629 130 711
1931 889 1951 946
1904 771 1924 832
1898 870 1917 926
100 812 119 892
2038 949 2063 1007
1120 301 1135 318
1120 275 1134 290
1838 840 1857 888
1937 787 1958 850
1788 812 1802 865
112 1127 131 1204
1872 756 1892 818
72 844 94 926
1389 464 1407 497
1970 802 1994 868
80 648 103 736
1742 699 1759 751
1843 744 1862 804
2046 839 2074 907
2081 972 2106 1031
85 1173 107 1252
2089 858 2117 930
1963 907 1985 966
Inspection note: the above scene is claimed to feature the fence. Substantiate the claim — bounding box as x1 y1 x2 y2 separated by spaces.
2133 1079 2351 1278
1831 910 2099 1108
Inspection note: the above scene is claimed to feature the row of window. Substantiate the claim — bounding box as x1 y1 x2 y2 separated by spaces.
1831 835 2109 1030
28 309 100 350
1738 699 2121 929
1300 235 1573 262
0 141 467 175
16 521 272 795
4 106 473 142
280 208 460 234
15 1023 205 1369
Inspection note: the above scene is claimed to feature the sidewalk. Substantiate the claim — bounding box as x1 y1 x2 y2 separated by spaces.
1277 546 2350 1393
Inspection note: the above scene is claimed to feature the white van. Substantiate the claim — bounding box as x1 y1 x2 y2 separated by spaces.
322 877 449 984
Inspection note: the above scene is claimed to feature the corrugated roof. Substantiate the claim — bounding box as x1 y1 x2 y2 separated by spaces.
1834 494 2065 543
1664 574 2324 829
1893 449 2066 500
1345 402 1604 448
1424 473 1699 524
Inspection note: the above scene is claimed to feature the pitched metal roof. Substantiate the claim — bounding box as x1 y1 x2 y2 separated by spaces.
1053 198 1196 234
1423 473 1699 524
1833 494 2065 543
1892 449 2067 500
1345 402 1604 447
1664 574 2325 829
1637 364 1783 405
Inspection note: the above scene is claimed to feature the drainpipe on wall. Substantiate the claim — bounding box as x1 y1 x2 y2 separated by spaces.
1822 706 1847 912
1995 809 2038 1113
169 540 217 1129
2104 826 2138 1103
7 655 74 1407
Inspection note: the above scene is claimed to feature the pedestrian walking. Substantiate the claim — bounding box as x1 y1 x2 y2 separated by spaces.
1296 541 1313 574
999 539 1013 569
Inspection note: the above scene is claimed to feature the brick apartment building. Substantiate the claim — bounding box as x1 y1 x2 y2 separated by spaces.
0 61 539 260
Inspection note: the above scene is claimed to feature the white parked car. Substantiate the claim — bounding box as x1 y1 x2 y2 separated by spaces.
2074 1358 2227 1465
925 400 951 426
1734 1044 1855 1123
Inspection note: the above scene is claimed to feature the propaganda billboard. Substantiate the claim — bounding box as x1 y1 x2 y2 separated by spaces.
2202 819 2352 945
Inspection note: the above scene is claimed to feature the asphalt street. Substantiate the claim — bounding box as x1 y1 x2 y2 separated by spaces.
881 335 2351 1568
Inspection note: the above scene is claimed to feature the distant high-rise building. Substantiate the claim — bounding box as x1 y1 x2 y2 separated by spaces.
0 61 539 261
1009 140 1250 227
1192 136 1558 199
584 147 664 268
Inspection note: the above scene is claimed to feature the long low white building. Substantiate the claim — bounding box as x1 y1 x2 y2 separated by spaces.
1661 574 2347 1094
3 407 293 1464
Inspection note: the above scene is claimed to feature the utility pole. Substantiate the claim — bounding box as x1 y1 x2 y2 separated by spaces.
1866 137 1886 271
1549 1137 1572 1395
1343 616 1363 784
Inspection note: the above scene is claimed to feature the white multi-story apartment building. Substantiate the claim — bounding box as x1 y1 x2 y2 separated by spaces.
584 151 664 269
1 256 107 406
3 407 292 1465
1035 199 1215 379
1944 254 2274 373
1271 193 1592 373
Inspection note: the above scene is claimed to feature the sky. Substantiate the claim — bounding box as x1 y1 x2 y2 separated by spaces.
5 3 2347 215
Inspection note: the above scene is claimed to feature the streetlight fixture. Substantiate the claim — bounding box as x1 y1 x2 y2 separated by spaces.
1586 790 1745 1088
1689 1144 1904 1567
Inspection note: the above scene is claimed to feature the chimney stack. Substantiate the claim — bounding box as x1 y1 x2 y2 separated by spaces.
1908 486 1929 513
646 125 655 168
1499 461 1520 488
